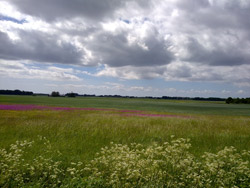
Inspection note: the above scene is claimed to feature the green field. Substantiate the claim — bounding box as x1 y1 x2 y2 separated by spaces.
0 95 250 187
1 95 250 116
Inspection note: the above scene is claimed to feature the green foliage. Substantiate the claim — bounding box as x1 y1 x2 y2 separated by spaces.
65 92 77 97
51 91 60 97
1 138 249 187
226 97 233 104
226 97 250 104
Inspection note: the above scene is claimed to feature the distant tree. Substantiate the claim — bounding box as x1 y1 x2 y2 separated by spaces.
235 98 240 104
241 98 247 104
225 97 250 104
0 89 33 95
226 97 233 104
51 91 60 97
246 98 250 104
65 92 78 97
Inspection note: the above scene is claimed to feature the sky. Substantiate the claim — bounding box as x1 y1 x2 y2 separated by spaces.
0 0 250 98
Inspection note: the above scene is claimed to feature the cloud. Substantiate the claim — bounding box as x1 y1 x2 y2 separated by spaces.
87 25 174 67
0 60 81 81
169 0 250 67
183 36 250 66
2 0 250 68
0 30 83 64
96 65 165 80
95 62 250 89
237 90 245 94
1 0 250 94
43 82 157 96
2 0 131 22
5 0 154 22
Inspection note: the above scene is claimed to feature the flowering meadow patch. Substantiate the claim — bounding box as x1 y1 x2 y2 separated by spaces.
0 104 109 111
0 137 249 187
0 104 190 119
1 98 249 187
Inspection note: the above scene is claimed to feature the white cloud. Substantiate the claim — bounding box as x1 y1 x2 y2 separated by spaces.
1 0 250 97
95 63 250 90
47 66 74 73
222 90 231 94
237 90 244 94
0 60 82 81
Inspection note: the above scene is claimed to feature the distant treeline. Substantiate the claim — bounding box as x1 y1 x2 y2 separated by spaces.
162 96 225 101
0 89 228 101
0 89 33 95
226 97 250 104
5 90 250 104
90 95 226 101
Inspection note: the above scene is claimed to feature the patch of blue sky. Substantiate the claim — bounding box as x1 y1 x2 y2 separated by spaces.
28 62 97 74
119 18 130 24
143 17 150 22
73 64 102 74
119 17 149 24
0 15 27 24
26 61 50 70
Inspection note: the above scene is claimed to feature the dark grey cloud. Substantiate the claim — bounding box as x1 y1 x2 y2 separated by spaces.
168 0 250 67
87 29 174 67
181 3 250 30
1 0 250 86
184 37 249 66
5 0 125 22
176 0 210 11
4 0 152 22
0 31 83 64
173 0 250 33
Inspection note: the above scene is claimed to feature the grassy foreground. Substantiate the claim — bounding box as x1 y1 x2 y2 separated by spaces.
0 95 250 187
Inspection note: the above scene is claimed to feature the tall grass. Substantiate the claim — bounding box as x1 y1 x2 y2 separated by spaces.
0 106 249 187
1 137 249 187
0 110 249 164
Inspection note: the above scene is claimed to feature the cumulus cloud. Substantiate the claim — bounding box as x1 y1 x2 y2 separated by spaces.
0 60 81 81
86 27 174 67
0 30 84 64
2 0 125 22
0 0 250 94
96 65 165 80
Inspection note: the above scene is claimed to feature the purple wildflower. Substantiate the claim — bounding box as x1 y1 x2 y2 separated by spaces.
0 104 191 119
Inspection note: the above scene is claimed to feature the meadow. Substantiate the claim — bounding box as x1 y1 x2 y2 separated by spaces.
0 95 249 187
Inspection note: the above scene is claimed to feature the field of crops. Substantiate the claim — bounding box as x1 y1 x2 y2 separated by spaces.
0 95 249 187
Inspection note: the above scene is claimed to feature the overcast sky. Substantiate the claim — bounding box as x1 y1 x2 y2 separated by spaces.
0 0 250 97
